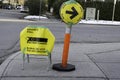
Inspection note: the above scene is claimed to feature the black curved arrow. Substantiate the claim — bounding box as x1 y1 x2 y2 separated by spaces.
66 7 78 19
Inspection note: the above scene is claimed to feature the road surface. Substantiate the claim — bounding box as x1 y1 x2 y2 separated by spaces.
0 10 120 64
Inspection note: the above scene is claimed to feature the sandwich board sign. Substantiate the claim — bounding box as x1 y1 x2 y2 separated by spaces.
20 26 55 56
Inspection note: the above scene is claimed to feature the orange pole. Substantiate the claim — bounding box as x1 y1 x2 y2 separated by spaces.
52 24 75 71
62 26 71 68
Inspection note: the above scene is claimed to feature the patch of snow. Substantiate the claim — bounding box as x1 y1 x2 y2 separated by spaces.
24 15 120 25
24 15 48 20
79 20 120 25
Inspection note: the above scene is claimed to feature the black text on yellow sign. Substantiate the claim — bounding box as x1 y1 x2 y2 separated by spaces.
20 26 55 56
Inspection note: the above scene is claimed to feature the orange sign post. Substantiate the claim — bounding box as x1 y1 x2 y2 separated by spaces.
61 24 76 70
53 24 76 71
52 0 83 71
62 30 71 68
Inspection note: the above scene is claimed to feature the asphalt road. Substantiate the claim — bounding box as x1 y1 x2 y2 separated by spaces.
0 9 120 64
0 21 120 55
0 9 27 19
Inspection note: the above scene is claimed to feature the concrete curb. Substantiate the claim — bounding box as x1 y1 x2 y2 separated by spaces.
0 52 20 80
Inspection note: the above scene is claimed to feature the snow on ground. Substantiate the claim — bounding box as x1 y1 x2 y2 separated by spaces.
24 15 48 20
79 20 120 25
24 15 120 25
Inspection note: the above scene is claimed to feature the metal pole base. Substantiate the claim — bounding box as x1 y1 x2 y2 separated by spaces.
52 63 75 72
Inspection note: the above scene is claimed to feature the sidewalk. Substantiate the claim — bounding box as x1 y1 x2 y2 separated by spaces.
1 43 120 80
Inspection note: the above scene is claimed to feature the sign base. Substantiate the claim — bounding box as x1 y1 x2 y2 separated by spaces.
52 63 75 72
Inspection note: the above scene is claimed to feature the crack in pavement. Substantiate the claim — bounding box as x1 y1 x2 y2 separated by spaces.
86 49 120 55
86 54 110 80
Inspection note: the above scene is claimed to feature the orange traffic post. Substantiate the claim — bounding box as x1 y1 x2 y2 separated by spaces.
52 0 83 72
62 33 71 68
62 24 72 68
52 24 75 71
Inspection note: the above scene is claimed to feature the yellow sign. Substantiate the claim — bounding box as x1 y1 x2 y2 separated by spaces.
20 26 55 56
60 0 84 24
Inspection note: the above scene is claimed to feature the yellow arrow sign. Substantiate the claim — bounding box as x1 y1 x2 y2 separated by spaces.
60 0 84 24
66 7 78 19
